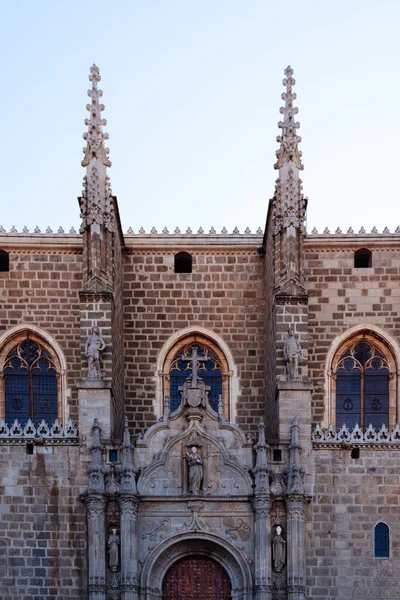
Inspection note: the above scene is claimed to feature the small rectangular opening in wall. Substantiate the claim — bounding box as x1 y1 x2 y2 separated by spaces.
351 447 360 459
273 449 282 462
109 449 118 463
26 443 34 455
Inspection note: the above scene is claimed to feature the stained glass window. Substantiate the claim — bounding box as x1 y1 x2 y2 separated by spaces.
374 522 389 557
4 338 58 426
169 342 223 412
335 341 389 429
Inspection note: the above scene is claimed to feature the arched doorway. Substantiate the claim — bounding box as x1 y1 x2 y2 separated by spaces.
162 555 232 600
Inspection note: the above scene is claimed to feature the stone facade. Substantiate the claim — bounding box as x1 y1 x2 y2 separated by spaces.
0 64 399 599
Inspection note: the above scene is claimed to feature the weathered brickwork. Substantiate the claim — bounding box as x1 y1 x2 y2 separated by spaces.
0 444 87 600
111 228 126 438
0 239 83 423
264 210 278 439
123 243 266 435
305 239 400 425
307 448 400 599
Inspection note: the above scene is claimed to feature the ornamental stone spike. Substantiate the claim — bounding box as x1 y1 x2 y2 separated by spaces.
87 418 106 493
274 65 303 171
79 64 115 236
82 64 111 168
252 418 270 495
120 416 137 494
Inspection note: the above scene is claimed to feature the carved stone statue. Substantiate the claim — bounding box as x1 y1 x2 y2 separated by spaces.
108 528 120 570
272 525 286 572
283 327 301 379
85 326 106 378
186 446 203 494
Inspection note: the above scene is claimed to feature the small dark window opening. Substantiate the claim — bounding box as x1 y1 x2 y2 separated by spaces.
26 443 34 455
273 449 282 462
109 449 118 463
0 250 9 272
351 447 360 459
354 248 372 268
174 252 192 273
374 522 389 557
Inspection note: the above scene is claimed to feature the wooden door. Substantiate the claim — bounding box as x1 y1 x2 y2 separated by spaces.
162 555 231 600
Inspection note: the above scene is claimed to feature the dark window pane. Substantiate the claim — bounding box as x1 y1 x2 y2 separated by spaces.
169 344 222 412
374 523 389 557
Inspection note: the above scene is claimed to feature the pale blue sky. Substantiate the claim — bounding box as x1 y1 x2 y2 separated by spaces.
1 1 399 233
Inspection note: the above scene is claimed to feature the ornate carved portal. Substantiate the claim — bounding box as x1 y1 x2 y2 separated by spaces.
162 555 231 600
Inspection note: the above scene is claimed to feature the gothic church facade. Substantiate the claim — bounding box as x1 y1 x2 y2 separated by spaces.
0 65 399 600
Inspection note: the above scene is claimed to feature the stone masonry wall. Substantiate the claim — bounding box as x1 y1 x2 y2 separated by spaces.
123 242 266 436
0 444 87 600
305 238 400 425
0 238 83 423
307 447 400 599
111 227 126 439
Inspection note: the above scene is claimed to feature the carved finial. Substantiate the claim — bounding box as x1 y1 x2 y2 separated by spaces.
82 65 111 168
287 417 305 495
120 416 137 494
252 418 270 495
87 418 106 493
274 66 303 171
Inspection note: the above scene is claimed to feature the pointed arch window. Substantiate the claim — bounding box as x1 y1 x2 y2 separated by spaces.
163 336 229 416
1 333 60 427
332 336 394 430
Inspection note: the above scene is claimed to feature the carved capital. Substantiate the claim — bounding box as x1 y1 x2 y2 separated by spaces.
119 494 139 518
84 493 106 517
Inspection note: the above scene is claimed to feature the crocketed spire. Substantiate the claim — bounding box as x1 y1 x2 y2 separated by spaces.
274 65 303 171
82 64 111 168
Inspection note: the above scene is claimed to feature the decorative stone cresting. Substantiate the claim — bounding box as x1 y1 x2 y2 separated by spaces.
0 226 80 235
308 226 400 235
123 226 264 236
312 423 400 444
0 418 78 439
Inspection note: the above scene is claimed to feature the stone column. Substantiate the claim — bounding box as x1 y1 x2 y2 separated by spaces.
84 419 107 600
120 495 139 600
286 495 307 600
252 419 272 600
253 496 273 600
86 495 107 600
119 417 139 600
285 418 308 600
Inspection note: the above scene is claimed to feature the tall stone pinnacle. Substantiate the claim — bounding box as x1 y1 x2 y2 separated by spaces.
274 65 303 171
82 64 111 168
79 64 114 236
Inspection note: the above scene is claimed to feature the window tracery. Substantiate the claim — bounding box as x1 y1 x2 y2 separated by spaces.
0 329 64 429
162 335 229 417
329 332 396 430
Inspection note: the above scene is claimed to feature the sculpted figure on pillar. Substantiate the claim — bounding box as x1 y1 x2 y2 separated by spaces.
272 525 286 572
108 528 120 571
283 327 301 380
186 446 203 494
85 325 106 378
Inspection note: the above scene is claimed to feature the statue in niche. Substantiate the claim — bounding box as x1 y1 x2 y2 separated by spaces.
107 528 120 571
272 526 286 572
283 327 301 379
186 446 203 494
85 325 106 378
